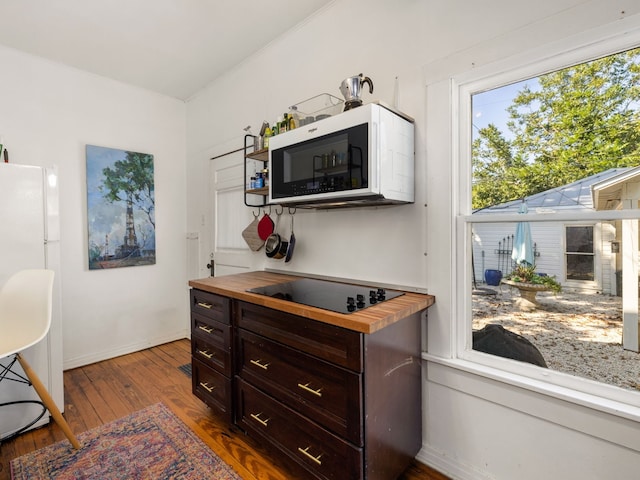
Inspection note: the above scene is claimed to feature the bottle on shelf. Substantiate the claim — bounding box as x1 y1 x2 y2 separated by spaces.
259 121 269 150
280 114 288 134
261 168 269 187
264 124 272 149
288 106 299 130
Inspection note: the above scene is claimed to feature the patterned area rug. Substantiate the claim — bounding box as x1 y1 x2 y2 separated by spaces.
10 403 241 480
178 363 192 377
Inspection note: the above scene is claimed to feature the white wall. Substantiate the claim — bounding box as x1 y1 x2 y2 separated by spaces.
187 1 640 479
186 0 430 289
0 45 188 369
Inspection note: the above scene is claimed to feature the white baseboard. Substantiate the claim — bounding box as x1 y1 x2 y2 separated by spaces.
63 330 189 370
417 444 495 480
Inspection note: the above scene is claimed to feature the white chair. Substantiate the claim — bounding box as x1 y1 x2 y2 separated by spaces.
0 269 80 448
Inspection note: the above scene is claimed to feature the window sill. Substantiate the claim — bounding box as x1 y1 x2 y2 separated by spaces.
424 353 640 420
423 353 640 450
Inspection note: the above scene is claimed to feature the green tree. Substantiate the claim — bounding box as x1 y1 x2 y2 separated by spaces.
472 124 527 209
100 151 155 228
473 47 640 209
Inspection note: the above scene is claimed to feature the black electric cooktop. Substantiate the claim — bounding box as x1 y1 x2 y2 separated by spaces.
247 278 404 314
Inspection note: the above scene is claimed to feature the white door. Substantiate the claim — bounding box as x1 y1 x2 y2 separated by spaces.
208 149 263 277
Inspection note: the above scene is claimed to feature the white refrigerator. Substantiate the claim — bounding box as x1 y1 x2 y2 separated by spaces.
0 163 63 439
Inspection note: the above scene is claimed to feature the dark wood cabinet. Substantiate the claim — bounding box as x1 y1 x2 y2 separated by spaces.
190 275 428 480
190 289 233 423
236 313 363 445
234 300 422 480
236 378 363 480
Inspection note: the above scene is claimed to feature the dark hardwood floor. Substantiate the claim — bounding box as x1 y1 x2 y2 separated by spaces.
0 339 450 480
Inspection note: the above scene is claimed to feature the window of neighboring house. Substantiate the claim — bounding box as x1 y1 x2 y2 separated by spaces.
459 38 640 404
565 225 594 281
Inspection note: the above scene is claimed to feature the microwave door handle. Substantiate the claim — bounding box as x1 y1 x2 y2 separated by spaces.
372 121 378 191
356 146 364 187
347 146 352 188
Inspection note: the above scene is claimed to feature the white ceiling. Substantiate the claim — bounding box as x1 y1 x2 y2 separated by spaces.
0 0 334 100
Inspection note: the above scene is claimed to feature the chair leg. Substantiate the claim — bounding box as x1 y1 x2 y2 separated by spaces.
16 353 81 449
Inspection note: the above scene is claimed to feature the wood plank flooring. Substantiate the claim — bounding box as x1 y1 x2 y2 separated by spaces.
0 339 450 480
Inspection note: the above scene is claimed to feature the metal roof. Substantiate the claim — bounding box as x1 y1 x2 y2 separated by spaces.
474 168 632 214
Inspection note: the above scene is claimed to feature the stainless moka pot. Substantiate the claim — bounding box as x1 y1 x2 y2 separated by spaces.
339 74 374 111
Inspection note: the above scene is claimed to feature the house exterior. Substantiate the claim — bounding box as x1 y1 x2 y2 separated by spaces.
472 168 631 295
1 2 639 480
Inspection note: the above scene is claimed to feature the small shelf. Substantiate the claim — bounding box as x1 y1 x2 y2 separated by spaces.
247 148 268 162
244 135 270 207
246 187 269 196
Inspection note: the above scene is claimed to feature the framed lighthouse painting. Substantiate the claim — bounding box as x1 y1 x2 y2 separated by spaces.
86 145 156 270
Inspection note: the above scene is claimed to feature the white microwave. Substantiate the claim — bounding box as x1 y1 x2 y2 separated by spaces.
268 103 414 208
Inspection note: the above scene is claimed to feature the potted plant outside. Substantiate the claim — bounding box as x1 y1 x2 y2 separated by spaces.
505 263 562 294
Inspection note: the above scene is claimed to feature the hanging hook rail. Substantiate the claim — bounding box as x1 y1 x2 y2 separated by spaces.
210 145 246 161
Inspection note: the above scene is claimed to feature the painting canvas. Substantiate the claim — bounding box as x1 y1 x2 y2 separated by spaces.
86 145 155 269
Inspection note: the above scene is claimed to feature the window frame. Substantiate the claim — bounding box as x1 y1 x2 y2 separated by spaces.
564 224 596 283
454 30 640 410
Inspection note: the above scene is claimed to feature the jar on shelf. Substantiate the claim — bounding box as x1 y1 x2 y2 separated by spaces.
255 172 264 189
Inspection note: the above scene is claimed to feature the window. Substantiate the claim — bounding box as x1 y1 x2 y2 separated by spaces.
565 225 594 281
459 38 640 404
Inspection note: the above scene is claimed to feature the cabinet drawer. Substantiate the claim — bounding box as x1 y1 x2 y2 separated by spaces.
237 329 362 445
192 310 231 353
236 301 363 371
237 378 363 480
192 328 231 376
192 359 232 422
191 289 230 324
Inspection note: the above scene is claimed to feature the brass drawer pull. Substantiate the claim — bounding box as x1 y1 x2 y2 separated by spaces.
199 382 215 393
249 359 270 370
197 301 213 309
297 446 322 465
250 412 270 427
197 349 213 359
198 325 213 334
297 382 323 397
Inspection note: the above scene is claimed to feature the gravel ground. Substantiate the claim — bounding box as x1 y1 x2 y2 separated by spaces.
473 286 640 392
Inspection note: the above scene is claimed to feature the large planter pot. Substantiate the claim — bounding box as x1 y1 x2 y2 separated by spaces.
501 279 553 311
484 269 503 286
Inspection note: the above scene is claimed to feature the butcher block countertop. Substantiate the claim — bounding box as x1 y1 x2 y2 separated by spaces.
189 271 435 334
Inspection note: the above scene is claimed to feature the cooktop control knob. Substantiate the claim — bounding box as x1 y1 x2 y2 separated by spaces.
347 296 356 312
377 288 386 301
369 290 378 304
356 294 366 308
